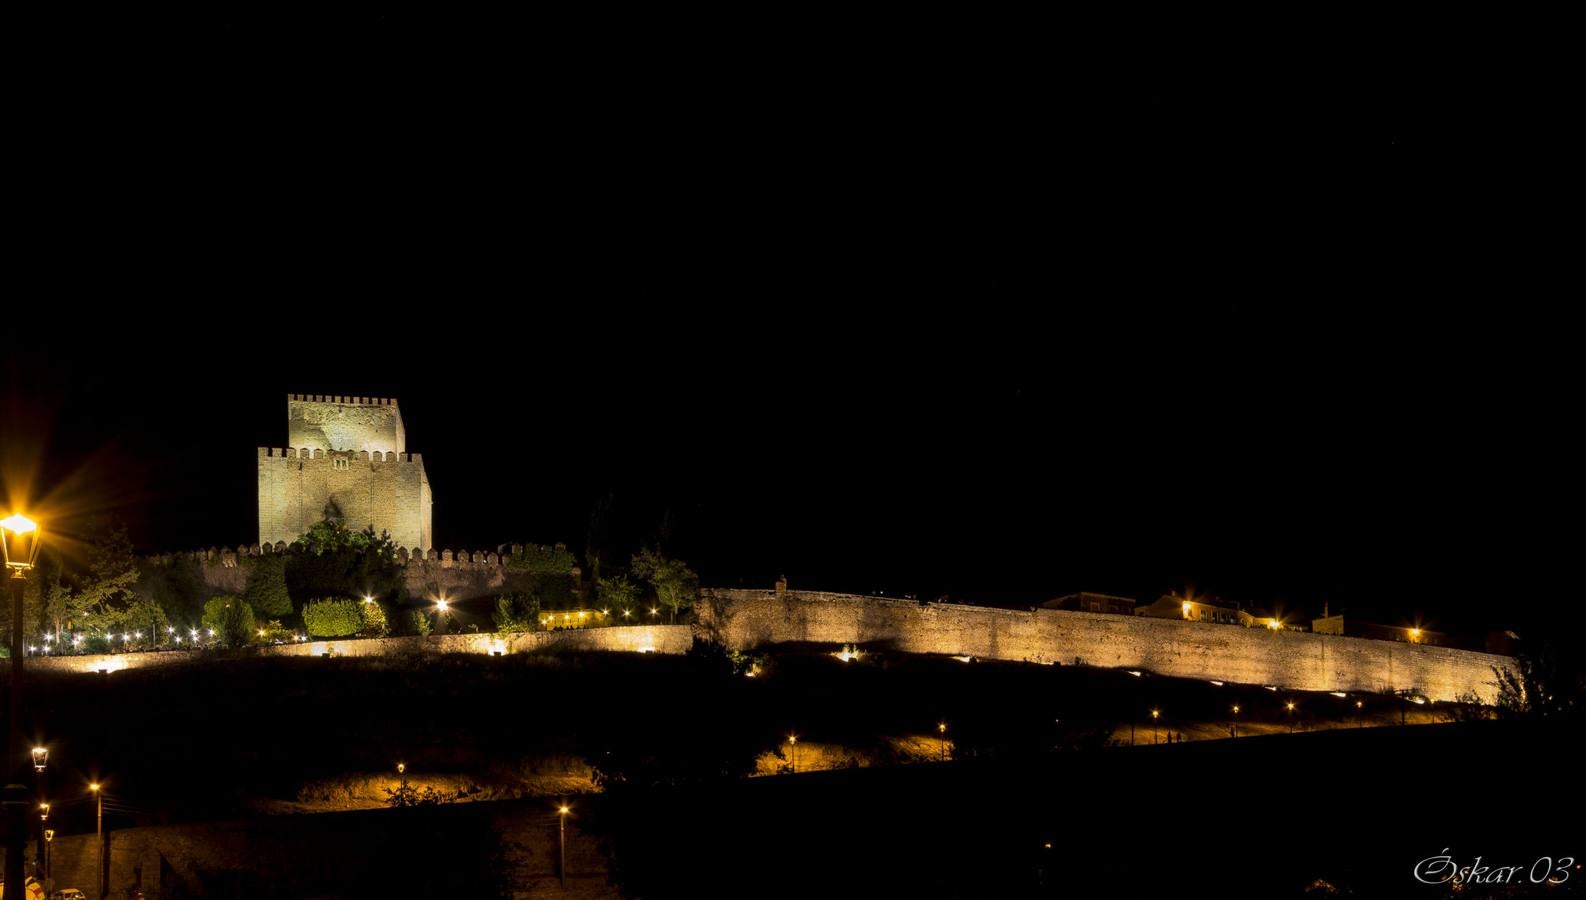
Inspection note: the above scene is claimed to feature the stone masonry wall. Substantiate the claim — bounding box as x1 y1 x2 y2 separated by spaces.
696 589 1513 704
257 447 432 551
26 625 692 675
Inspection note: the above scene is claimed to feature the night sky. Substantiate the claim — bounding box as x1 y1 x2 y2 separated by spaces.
5 12 1576 642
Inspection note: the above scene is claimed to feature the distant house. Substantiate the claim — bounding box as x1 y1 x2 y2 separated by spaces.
1134 593 1242 625
1311 615 1452 647
1042 592 1137 615
1238 608 1304 631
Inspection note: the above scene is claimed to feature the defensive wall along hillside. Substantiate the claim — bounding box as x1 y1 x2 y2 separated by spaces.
696 589 1513 704
26 625 693 675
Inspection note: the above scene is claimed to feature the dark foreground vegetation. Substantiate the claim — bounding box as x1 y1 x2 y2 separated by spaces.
23 646 1580 897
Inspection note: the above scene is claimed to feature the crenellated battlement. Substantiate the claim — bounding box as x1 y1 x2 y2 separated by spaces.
287 394 399 407
258 447 425 464
263 394 432 551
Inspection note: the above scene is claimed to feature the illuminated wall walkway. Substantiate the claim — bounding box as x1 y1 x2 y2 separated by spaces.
696 589 1513 704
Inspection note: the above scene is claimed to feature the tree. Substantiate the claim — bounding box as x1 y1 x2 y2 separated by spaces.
63 522 141 633
245 555 293 619
359 600 390 637
302 599 363 638
287 516 403 603
1493 639 1583 720
492 593 538 633
201 597 256 647
597 575 639 619
409 610 432 638
630 548 699 624
506 543 577 607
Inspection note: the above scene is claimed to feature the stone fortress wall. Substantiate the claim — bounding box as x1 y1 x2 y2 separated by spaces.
696 588 1514 704
154 542 574 603
27 624 694 675
259 395 432 551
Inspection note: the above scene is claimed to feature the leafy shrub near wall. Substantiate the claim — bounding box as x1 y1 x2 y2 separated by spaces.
245 555 294 618
201 597 256 647
360 600 390 637
303 599 363 638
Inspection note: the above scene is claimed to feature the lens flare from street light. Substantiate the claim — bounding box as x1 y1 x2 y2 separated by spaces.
1 514 38 533
435 599 450 612
558 805 570 815
89 783 100 792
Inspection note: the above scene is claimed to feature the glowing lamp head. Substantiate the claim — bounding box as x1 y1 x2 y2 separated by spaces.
1151 709 1160 719
31 747 47 771
1181 601 1192 616
558 805 570 815
650 607 659 616
1409 628 1422 640
1356 700 1364 709
938 722 947 734
1 513 42 573
1286 701 1296 711
397 762 405 774
435 599 450 612
363 595 374 604
1232 705 1240 714
89 783 101 793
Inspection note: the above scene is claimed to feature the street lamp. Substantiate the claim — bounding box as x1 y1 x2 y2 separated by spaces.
558 803 571 888
787 734 798 773
1286 700 1296 733
1355 699 1364 728
2 513 43 899
1231 704 1240 738
90 781 104 899
937 722 949 762
1151 709 1160 745
31 746 47 772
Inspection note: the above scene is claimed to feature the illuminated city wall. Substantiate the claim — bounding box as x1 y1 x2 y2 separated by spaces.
697 589 1513 704
26 625 692 675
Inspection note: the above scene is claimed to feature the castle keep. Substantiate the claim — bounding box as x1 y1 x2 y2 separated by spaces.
257 395 433 550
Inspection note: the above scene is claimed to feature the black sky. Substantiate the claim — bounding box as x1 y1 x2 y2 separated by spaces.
3 11 1578 641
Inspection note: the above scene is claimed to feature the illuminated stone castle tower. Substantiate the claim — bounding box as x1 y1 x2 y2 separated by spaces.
257 395 433 551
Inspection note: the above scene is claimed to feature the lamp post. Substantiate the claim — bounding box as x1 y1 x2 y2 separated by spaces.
1286 700 1296 733
937 722 948 762
1355 699 1363 728
37 801 49 885
2 513 43 900
1230 704 1239 738
557 803 570 888
90 782 104 899
1151 709 1160 745
787 734 798 773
